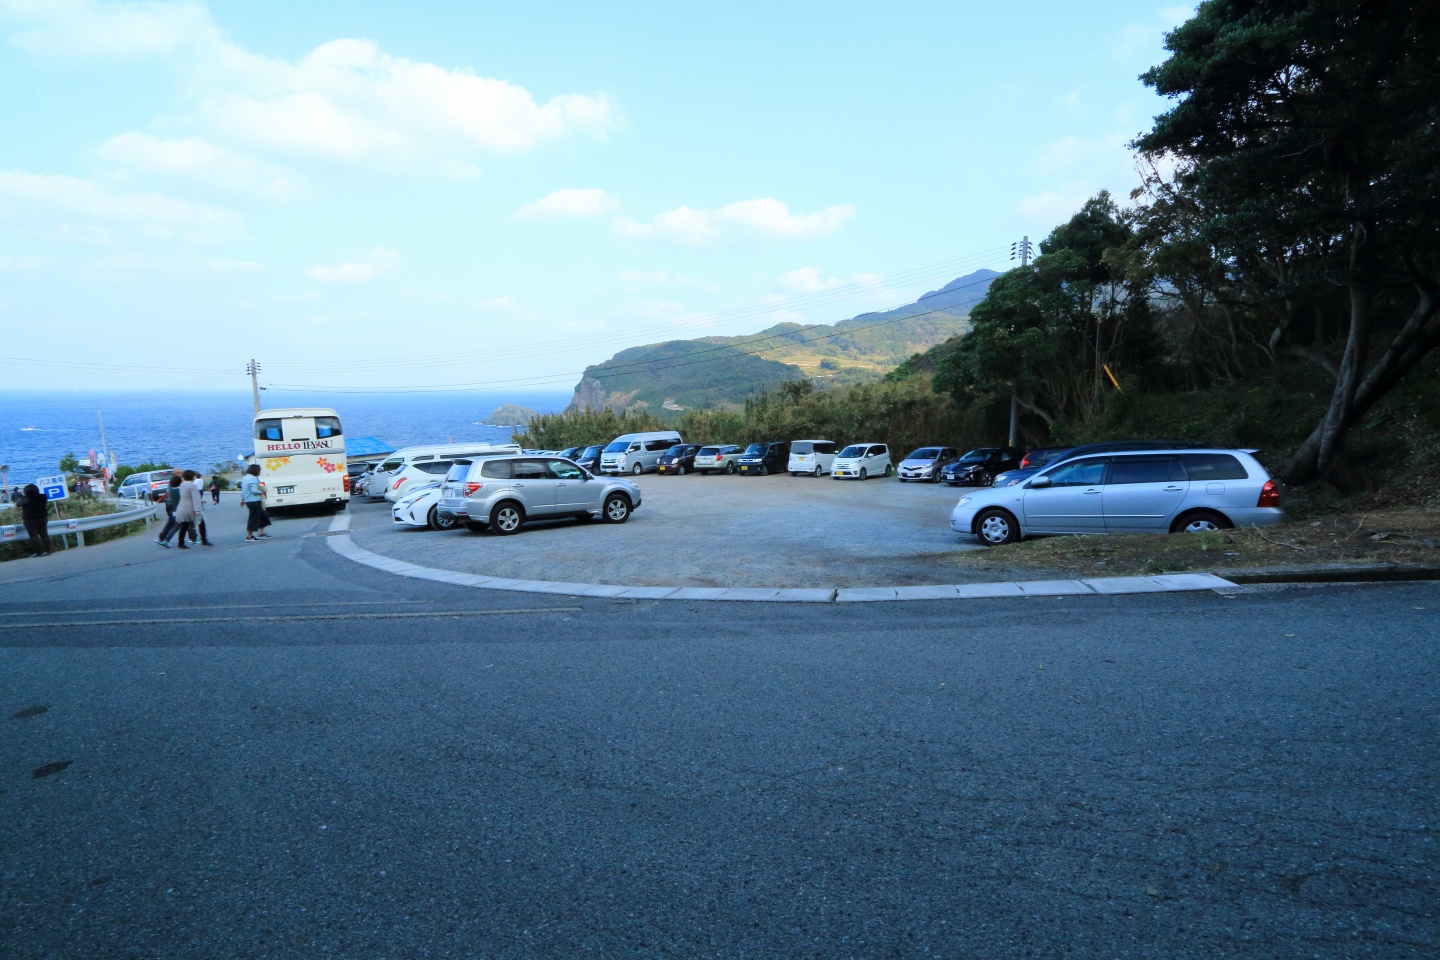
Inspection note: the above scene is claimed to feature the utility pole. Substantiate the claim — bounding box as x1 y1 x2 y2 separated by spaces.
1007 237 1033 448
247 359 262 415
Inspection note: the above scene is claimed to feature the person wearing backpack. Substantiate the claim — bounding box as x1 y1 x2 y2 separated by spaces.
155 475 183 547
18 483 51 557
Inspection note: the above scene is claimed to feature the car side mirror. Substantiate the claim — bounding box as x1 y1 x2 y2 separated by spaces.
1028 476 1052 488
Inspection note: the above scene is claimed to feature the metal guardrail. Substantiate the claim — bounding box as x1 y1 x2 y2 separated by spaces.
1 498 164 549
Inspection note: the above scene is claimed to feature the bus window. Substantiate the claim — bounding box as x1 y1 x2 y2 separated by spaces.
315 416 342 438
255 419 282 441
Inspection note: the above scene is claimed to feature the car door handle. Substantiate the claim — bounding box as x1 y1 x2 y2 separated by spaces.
513 483 525 487
1164 486 1184 491
1084 489 1101 494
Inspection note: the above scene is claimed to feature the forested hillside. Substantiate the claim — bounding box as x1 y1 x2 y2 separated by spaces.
567 269 997 412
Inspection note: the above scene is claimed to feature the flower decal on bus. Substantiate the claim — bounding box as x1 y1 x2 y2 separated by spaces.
315 457 339 474
263 457 291 471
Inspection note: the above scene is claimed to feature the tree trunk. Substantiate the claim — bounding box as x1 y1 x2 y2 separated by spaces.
1284 269 1439 484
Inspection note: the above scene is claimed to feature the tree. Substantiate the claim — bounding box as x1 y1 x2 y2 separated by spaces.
58 452 81 474
1134 0 1440 484
934 193 1159 439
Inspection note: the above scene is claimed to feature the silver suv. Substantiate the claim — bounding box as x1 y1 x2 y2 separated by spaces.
437 455 642 535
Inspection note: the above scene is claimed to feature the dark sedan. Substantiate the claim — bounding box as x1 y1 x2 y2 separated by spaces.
737 441 791 476
657 444 703 475
941 447 1026 486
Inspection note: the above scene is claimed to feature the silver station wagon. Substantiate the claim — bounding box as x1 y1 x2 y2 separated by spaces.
437 455 642 535
950 448 1284 545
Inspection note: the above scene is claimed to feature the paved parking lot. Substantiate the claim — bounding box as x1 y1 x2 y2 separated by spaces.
348 471 1021 588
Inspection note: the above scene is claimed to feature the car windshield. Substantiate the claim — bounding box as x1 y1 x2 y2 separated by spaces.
838 445 867 458
580 446 599 458
960 448 997 462
792 442 814 454
743 443 766 456
603 441 629 453
908 448 941 460
666 445 687 456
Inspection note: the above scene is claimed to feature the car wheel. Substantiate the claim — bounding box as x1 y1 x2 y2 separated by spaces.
1171 509 1234 534
725 461 736 474
932 471 945 483
427 505 457 531
859 468 868 481
813 465 823 478
975 508 1020 546
631 463 643 476
884 464 893 477
602 493 631 523
677 465 686 476
760 465 769 476
489 502 524 535
978 470 993 487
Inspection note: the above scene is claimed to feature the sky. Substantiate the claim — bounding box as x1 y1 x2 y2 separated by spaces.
0 0 1195 397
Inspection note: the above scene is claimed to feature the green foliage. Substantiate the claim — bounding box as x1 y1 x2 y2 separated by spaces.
0 496 150 562
513 408 668 450
58 452 81 473
933 193 1160 440
110 460 172 492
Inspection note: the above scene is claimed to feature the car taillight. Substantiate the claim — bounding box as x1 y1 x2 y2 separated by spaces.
342 476 350 492
392 477 404 490
1257 479 1281 507
1020 456 1031 467
465 482 482 496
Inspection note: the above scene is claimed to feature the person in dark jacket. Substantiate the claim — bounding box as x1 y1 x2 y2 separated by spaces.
19 483 51 557
156 475 183 547
209 477 220 505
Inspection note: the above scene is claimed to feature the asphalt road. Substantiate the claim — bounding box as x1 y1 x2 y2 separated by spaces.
1 499 1435 958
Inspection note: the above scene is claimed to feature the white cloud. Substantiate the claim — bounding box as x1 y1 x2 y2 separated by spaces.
0 0 219 58
2 3 617 176
80 252 264 282
615 269 717 292
0 168 243 243
1112 5 1196 62
514 188 619 220
777 266 880 293
614 198 854 245
306 247 400 283
0 253 51 271
98 133 306 200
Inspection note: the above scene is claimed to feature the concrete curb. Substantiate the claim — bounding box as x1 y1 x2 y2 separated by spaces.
325 513 1239 602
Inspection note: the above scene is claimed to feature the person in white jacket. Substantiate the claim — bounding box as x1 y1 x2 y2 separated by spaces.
173 469 202 550
189 474 212 545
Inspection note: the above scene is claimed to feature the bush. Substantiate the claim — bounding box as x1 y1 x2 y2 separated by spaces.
0 495 152 562
513 408 668 450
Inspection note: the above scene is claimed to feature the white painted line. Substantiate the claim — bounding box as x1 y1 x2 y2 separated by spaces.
955 582 1024 598
836 587 900 602
894 585 963 600
1083 577 1174 594
328 511 351 533
0 607 581 629
1015 580 1095 596
325 533 1239 604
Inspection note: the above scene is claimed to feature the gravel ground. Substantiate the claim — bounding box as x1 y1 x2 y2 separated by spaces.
348 471 1077 588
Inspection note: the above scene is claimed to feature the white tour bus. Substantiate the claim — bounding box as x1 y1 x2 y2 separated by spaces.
252 407 349 510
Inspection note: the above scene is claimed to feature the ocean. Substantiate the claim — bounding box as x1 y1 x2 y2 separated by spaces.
0 389 572 488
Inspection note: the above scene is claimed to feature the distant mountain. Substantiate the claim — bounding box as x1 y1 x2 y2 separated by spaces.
568 269 999 413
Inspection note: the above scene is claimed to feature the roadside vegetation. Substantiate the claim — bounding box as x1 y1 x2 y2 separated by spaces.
0 489 151 562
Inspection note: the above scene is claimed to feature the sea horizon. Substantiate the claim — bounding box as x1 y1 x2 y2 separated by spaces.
0 388 573 488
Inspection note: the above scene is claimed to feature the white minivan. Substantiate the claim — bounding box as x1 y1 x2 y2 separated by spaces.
831 443 892 480
599 431 682 475
368 442 521 499
788 439 839 477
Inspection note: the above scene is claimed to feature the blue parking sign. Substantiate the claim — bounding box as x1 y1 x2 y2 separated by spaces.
35 475 68 502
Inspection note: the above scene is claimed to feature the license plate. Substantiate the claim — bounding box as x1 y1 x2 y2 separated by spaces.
277 485 296 495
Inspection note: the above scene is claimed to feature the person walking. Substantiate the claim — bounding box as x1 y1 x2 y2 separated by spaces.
240 464 271 541
188 472 206 544
18 483 51 557
209 476 220 505
156 475 183 547
173 469 202 549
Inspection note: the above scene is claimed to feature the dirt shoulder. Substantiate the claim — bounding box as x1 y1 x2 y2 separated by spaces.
955 508 1440 579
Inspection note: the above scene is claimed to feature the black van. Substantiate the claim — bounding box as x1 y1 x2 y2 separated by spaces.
736 441 791 476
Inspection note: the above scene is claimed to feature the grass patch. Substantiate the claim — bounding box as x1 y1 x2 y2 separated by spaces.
0 495 153 562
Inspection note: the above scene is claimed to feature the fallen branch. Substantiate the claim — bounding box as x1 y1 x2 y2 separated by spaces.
1250 525 1309 552
1346 513 1370 539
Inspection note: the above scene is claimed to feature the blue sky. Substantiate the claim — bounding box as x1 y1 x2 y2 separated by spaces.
0 0 1193 394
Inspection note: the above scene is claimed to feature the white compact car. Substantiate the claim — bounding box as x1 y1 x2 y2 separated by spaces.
831 443 892 480
950 448 1285 544
788 440 838 476
383 460 460 502
390 482 458 530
